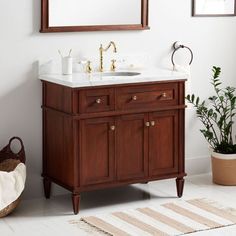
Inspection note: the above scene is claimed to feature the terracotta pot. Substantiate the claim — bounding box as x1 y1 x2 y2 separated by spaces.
211 152 236 186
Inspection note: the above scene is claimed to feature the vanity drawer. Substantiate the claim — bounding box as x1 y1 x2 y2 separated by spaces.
79 88 115 113
116 83 178 110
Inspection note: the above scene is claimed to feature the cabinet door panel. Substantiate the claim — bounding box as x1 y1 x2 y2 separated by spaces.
117 114 148 181
149 111 179 176
81 117 115 186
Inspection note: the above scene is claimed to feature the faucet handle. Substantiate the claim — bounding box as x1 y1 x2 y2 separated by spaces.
110 59 116 72
86 61 92 73
78 60 92 73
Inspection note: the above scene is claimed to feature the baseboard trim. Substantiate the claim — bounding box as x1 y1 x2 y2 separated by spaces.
186 156 211 176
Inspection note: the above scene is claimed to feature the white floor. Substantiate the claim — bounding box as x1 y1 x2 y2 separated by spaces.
1 174 236 236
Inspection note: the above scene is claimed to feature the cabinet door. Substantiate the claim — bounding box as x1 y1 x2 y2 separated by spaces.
81 117 115 186
116 114 148 181
149 111 179 177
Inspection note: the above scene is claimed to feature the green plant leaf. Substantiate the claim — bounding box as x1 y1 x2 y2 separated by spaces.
191 94 195 103
196 97 200 106
185 66 236 153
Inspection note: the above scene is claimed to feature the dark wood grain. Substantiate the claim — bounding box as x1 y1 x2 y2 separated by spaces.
40 0 150 33
178 82 185 175
44 83 72 113
142 0 149 27
176 177 185 198
72 194 80 215
116 83 178 111
149 111 179 176
80 117 115 186
116 114 148 181
79 88 115 114
44 110 75 187
42 80 186 214
43 172 186 193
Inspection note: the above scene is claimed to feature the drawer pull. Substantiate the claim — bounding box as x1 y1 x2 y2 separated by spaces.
145 122 150 127
132 95 138 101
162 92 167 98
151 121 156 127
110 125 116 131
96 98 102 104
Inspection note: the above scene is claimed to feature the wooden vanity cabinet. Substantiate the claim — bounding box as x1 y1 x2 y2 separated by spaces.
42 80 186 214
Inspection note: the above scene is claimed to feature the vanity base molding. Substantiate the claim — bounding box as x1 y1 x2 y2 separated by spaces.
41 80 186 214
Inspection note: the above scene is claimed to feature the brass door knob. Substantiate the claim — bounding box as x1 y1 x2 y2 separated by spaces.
132 95 138 101
110 125 116 131
145 122 150 127
96 98 102 104
151 121 156 127
162 92 167 98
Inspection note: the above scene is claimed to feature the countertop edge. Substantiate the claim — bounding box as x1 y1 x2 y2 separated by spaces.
39 70 188 88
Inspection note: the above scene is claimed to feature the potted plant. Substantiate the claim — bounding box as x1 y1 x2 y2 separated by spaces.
186 66 236 185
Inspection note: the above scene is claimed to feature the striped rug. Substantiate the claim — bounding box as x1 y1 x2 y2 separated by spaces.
80 199 236 236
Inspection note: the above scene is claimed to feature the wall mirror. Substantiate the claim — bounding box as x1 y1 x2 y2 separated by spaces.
41 0 149 33
193 0 236 16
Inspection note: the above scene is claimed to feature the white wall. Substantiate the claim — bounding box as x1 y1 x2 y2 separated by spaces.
0 0 236 199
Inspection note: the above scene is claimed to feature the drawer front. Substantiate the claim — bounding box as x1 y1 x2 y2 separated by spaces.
116 83 178 111
79 88 115 113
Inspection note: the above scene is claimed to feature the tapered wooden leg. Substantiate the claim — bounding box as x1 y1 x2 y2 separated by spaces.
43 178 51 199
176 177 185 198
72 194 80 215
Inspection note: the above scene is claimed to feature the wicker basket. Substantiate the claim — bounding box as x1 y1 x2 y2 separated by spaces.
0 137 25 218
0 137 25 164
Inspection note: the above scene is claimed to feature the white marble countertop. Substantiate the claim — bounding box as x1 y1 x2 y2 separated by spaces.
39 68 187 88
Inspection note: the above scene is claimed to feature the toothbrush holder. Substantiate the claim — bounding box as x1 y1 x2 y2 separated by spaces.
62 56 73 75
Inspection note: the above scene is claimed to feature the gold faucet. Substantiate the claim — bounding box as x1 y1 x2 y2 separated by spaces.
99 41 117 72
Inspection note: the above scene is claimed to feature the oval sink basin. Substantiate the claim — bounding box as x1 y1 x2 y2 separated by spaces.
101 72 141 77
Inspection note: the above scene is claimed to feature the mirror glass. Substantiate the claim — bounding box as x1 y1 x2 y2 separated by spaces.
194 0 235 15
49 0 141 27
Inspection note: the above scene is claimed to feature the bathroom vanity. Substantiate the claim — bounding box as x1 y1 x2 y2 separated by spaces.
40 69 187 214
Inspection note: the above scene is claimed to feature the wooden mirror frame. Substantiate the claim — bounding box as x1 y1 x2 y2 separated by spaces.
40 0 149 33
